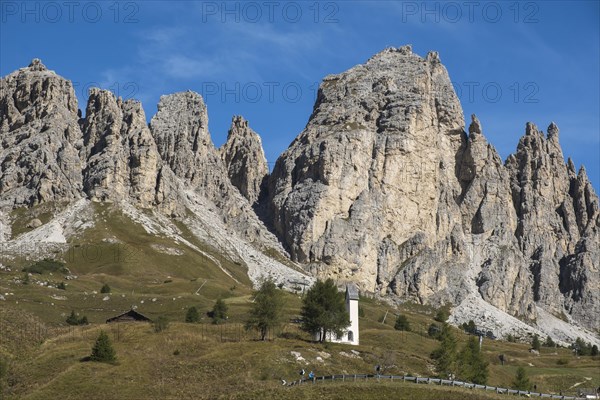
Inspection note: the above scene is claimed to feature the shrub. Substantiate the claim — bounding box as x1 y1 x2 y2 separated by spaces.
543 335 555 347
434 307 450 323
154 316 169 332
90 331 116 363
211 299 228 325
22 259 68 275
572 337 593 356
66 310 88 325
556 358 569 365
57 282 66 290
428 323 441 339
185 306 200 323
66 310 79 325
100 284 111 294
506 334 516 343
531 334 541 351
512 367 531 391
592 345 599 356
430 324 457 377
394 314 411 331
457 336 489 384
461 320 476 334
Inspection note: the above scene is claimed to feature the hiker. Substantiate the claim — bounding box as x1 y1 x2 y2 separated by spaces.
300 369 305 376
308 371 314 380
375 364 381 374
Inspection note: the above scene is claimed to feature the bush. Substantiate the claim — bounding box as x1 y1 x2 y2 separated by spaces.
185 306 200 323
154 316 169 332
531 334 541 351
22 259 68 275
430 324 457 377
100 284 111 294
512 367 531 391
57 282 66 290
543 335 555 347
428 323 441 339
571 337 594 356
457 336 489 384
461 320 477 334
211 299 228 325
90 331 116 363
66 310 89 326
556 358 569 365
506 334 516 343
434 307 450 323
394 314 411 331
592 345 599 356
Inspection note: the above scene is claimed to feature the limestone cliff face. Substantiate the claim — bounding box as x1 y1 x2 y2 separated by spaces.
1 54 597 333
81 89 160 207
0 59 83 207
267 47 599 331
268 46 465 292
219 116 269 205
505 123 600 326
149 92 278 243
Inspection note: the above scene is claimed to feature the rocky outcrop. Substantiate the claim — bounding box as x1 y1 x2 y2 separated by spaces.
81 89 160 207
268 47 599 331
219 116 269 205
505 123 581 315
0 59 83 207
268 46 465 291
149 92 281 245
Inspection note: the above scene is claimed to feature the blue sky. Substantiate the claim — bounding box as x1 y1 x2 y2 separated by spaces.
1 1 598 188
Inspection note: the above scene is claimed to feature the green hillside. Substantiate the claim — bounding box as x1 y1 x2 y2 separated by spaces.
1 204 598 399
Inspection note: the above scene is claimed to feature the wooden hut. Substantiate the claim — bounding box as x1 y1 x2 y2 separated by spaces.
106 309 152 323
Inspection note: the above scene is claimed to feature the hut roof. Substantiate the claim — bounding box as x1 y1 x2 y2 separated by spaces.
106 309 152 323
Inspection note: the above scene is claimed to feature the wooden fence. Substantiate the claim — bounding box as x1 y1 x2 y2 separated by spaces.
287 374 591 400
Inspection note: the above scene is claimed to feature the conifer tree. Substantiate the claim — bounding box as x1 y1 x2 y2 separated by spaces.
513 367 531 391
90 331 116 363
430 324 458 377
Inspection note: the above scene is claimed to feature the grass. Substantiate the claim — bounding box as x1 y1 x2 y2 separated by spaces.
2 298 598 400
1 202 598 399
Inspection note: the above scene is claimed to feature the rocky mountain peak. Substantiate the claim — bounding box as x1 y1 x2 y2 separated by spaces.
0 59 83 207
220 116 268 205
268 45 465 288
150 91 212 183
567 157 577 176
81 88 160 206
468 114 483 136
28 58 47 71
547 121 559 140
